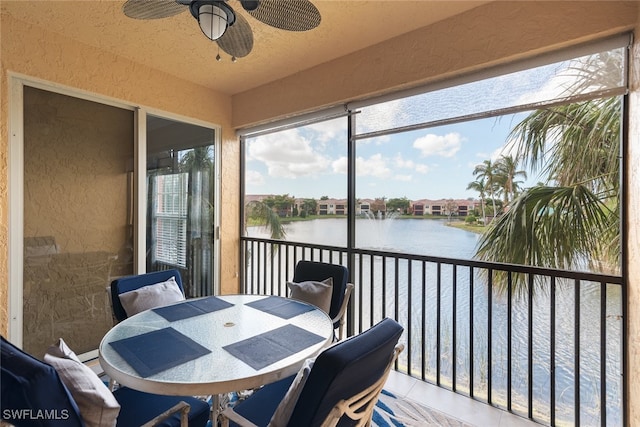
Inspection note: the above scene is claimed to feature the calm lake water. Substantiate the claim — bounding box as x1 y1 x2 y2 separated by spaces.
248 218 623 426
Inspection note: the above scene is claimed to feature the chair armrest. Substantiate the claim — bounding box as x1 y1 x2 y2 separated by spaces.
220 406 259 427
106 285 118 326
141 401 191 427
331 283 354 341
323 344 404 426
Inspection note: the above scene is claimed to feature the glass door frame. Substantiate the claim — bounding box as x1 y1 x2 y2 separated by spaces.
8 74 221 350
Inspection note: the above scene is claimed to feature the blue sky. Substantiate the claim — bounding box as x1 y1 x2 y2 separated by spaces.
244 53 595 201
244 112 544 201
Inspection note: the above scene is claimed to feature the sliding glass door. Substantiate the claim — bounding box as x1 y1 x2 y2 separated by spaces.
146 115 217 298
18 87 219 357
22 87 134 357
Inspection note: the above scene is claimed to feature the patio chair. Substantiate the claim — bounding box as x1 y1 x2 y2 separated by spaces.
109 269 185 323
291 260 354 341
0 336 210 427
221 317 404 427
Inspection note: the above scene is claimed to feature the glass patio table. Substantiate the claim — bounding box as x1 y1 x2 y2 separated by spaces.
99 294 333 417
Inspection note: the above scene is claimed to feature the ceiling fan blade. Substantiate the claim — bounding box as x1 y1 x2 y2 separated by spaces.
248 0 320 32
217 13 254 58
122 0 187 20
239 0 259 12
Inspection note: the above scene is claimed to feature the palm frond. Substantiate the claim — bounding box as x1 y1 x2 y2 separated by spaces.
245 200 286 240
475 185 616 292
475 52 623 295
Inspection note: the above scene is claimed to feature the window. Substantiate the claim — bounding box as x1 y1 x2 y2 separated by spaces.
152 173 188 267
242 116 348 247
239 34 629 427
351 37 627 267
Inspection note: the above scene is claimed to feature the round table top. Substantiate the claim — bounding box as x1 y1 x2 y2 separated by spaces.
99 294 333 396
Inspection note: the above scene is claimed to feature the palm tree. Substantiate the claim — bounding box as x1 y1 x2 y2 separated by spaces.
475 98 620 273
179 146 213 171
466 178 487 224
473 160 499 219
300 198 317 217
245 200 286 240
474 48 622 275
495 154 527 206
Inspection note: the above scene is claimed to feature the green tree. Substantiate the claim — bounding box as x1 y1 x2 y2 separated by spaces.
301 198 317 216
443 199 458 223
370 197 387 217
263 194 295 217
475 51 622 275
178 146 213 171
467 178 487 224
386 197 410 214
495 154 527 206
472 160 499 219
245 199 286 240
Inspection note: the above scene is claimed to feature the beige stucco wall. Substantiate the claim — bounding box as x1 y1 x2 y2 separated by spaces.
0 9 240 337
626 5 640 426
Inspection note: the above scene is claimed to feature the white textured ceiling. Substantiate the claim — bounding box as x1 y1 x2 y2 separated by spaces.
3 0 488 95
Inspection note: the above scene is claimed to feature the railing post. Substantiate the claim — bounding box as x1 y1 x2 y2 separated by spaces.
238 236 624 425
346 111 357 338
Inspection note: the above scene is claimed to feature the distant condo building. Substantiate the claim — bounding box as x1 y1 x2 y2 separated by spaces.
317 199 346 215
409 199 476 217
246 195 478 217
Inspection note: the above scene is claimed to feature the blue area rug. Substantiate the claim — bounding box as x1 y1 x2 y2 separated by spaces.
372 389 472 427
209 389 471 426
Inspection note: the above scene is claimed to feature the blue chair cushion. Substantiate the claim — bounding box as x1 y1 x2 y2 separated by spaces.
228 376 296 427
110 269 184 322
293 261 349 326
226 318 403 427
288 318 403 427
113 387 210 427
1 336 209 427
1 336 84 427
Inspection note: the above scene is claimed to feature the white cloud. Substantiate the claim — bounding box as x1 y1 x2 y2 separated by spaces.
248 130 330 178
333 154 392 179
245 170 265 186
395 153 429 174
331 156 347 174
477 138 520 163
490 146 506 161
467 161 480 170
413 133 463 158
394 174 412 182
394 153 415 169
414 164 429 174
357 154 392 178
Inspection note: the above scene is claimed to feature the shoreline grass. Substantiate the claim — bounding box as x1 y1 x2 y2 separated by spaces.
248 214 488 236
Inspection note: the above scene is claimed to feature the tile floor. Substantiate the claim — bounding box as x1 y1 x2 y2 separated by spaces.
384 370 540 427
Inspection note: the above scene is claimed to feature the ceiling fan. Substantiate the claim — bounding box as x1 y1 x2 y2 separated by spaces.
121 0 321 60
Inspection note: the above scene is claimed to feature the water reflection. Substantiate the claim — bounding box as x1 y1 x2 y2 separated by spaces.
247 218 623 426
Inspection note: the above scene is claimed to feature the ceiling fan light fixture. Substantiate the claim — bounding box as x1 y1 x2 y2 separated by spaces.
192 1 236 41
